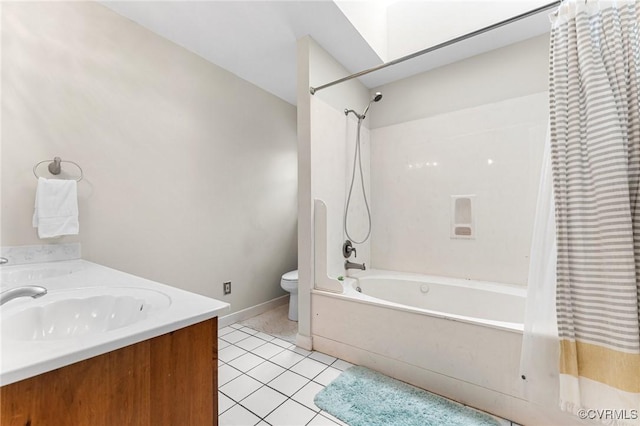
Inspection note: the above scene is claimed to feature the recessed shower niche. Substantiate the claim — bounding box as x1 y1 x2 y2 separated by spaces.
450 195 475 239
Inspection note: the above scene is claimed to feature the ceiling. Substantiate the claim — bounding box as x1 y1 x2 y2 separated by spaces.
101 1 555 106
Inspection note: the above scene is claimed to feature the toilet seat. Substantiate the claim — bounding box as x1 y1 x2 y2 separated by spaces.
281 270 298 283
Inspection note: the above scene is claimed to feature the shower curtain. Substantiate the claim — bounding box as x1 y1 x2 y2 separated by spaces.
520 125 560 408
550 1 640 424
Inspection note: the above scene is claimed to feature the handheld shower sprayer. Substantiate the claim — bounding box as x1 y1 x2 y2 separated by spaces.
343 92 383 246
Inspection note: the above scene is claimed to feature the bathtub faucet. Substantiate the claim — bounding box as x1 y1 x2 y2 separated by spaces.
345 260 366 271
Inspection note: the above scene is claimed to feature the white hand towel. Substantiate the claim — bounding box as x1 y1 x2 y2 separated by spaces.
32 177 79 238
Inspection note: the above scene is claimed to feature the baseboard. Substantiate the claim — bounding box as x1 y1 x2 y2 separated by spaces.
218 295 289 328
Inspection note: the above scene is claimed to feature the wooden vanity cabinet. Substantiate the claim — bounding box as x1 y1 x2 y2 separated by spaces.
0 317 218 426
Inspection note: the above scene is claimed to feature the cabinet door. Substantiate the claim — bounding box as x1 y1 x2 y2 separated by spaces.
1 318 217 426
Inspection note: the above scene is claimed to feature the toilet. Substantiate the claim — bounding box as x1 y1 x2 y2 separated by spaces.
280 270 298 321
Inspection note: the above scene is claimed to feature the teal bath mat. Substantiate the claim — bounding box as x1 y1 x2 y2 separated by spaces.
314 366 500 426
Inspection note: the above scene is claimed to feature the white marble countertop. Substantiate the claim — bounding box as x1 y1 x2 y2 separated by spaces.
0 259 229 386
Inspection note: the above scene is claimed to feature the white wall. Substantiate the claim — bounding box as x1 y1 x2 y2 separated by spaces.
386 1 551 59
367 35 550 285
1 2 298 313
370 34 550 129
334 0 389 61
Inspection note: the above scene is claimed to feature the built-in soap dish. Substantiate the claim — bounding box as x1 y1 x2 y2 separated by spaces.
451 195 475 239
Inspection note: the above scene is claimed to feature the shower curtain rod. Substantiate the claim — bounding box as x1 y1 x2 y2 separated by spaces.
309 1 561 95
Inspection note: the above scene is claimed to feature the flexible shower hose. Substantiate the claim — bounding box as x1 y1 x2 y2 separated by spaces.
344 115 372 244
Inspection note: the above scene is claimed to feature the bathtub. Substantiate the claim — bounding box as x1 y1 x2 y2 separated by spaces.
345 270 525 331
311 269 546 424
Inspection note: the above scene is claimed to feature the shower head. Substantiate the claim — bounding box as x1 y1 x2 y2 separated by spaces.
344 92 383 120
362 92 383 118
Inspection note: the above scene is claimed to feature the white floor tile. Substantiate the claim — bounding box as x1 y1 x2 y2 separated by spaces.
252 342 285 360
236 335 267 351
220 374 263 402
291 381 324 412
218 338 231 350
239 326 259 335
218 345 248 363
330 359 353 371
271 337 294 348
240 385 287 418
219 403 260 426
218 393 235 414
228 353 265 373
290 357 327 380
313 367 341 386
264 399 316 426
229 323 243 329
307 413 341 426
292 346 312 357
256 422 270 426
219 364 243 386
219 326 235 336
319 411 348 426
267 370 309 397
308 351 336 365
221 330 251 344
270 349 305 369
218 359 225 367
247 361 286 384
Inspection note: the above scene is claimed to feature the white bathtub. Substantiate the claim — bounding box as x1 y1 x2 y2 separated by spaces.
345 270 525 331
310 269 567 425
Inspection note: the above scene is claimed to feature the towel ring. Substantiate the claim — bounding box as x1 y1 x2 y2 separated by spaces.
33 157 83 182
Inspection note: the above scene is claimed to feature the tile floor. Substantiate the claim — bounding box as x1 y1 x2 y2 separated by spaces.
218 323 349 426
218 322 519 426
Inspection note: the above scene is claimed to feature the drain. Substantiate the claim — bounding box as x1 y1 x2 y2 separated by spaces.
356 286 362 293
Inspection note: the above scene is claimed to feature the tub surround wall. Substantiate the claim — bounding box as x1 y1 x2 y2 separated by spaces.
364 34 550 285
370 92 547 285
297 36 371 348
312 96 372 278
1 2 297 314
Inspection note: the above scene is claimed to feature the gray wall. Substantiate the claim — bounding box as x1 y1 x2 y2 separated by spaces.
1 1 298 313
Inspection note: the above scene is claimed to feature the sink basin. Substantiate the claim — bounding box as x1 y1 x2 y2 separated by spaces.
1 287 171 341
1 267 76 285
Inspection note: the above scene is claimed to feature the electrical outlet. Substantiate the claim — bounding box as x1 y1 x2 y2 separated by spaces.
223 281 231 295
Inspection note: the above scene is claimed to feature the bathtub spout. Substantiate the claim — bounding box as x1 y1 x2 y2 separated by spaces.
345 260 366 270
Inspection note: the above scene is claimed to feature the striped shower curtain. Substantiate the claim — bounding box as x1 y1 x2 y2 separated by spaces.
550 0 640 424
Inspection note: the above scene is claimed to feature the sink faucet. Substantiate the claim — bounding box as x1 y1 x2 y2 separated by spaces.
0 286 48 306
345 260 366 271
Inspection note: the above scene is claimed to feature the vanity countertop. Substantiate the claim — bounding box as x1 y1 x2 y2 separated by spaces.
0 259 229 386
